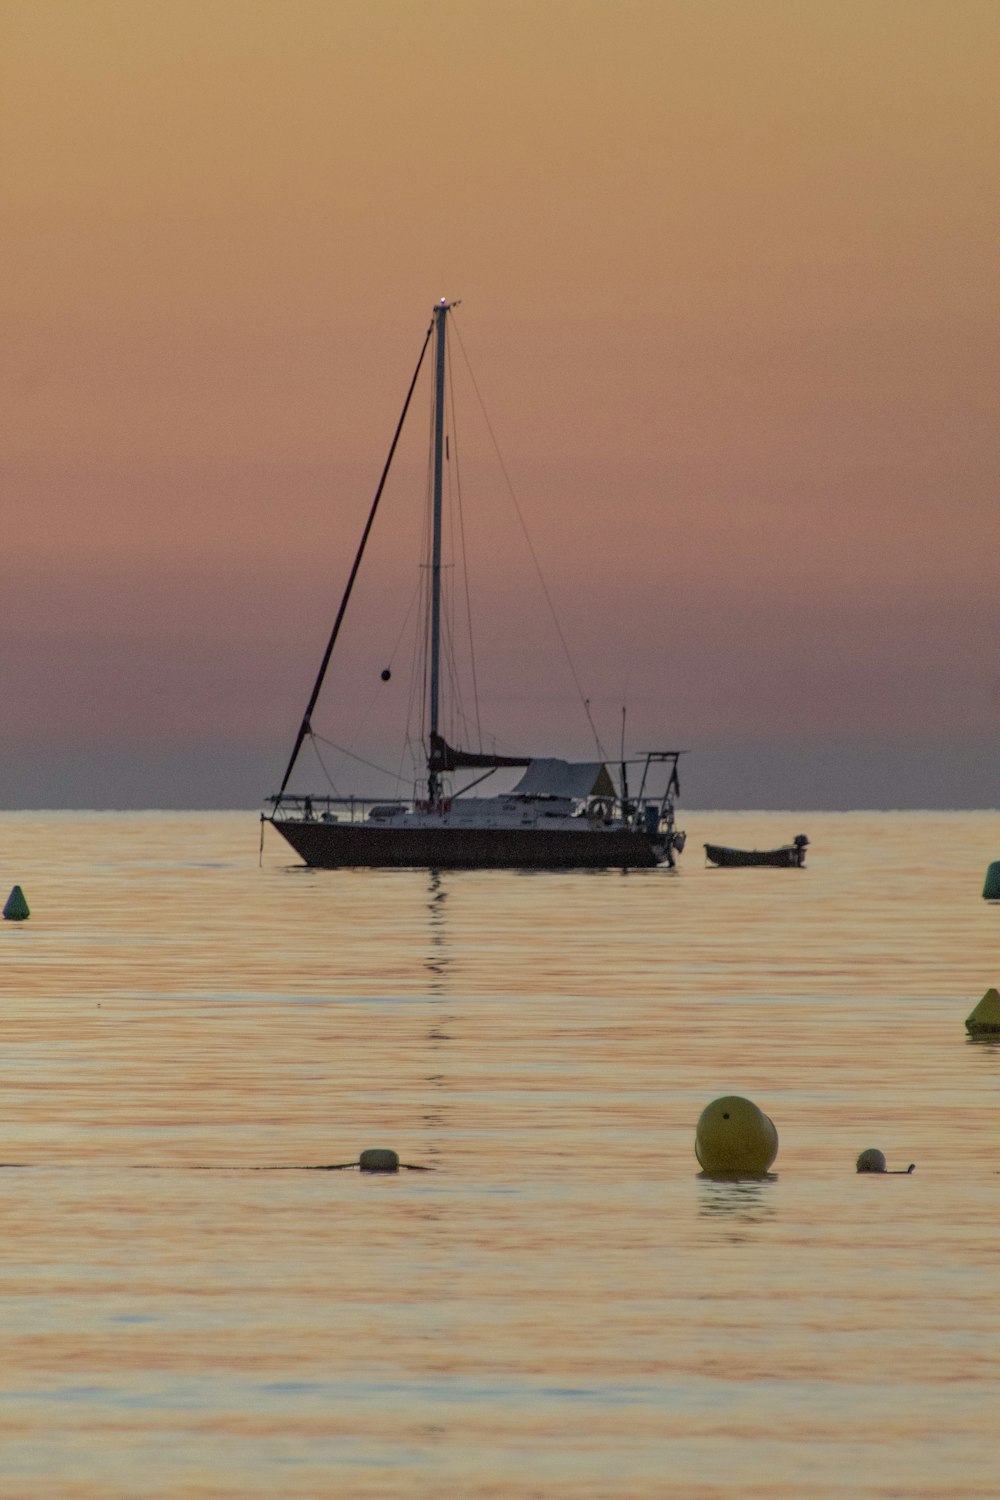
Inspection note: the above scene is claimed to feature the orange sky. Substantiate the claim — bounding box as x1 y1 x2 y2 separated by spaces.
2 0 998 806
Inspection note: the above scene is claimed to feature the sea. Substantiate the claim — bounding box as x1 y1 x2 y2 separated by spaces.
1 808 998 1499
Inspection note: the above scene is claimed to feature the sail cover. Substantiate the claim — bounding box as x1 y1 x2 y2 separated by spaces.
510 760 615 800
429 733 531 773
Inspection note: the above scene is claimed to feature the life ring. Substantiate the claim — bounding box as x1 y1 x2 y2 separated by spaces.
590 798 613 822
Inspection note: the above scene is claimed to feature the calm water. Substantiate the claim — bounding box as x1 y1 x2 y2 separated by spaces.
1 809 998 1498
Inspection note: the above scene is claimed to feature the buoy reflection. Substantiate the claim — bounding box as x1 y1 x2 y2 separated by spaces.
697 1177 777 1227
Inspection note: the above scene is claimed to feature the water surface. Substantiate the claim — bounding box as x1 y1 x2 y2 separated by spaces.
1 810 998 1496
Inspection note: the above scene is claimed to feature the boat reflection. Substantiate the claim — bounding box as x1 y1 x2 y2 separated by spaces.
421 871 454 1165
424 869 452 996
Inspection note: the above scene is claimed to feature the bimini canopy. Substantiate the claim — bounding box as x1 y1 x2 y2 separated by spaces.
510 760 615 801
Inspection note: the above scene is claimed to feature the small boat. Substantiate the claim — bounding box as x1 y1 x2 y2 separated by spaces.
263 300 687 870
704 835 809 869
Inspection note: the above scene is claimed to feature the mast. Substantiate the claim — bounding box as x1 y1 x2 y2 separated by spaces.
427 299 449 803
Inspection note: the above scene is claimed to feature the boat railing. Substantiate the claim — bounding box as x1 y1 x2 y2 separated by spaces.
267 788 681 836
266 794 408 825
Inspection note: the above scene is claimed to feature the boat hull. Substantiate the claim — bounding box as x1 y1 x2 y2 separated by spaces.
704 843 806 869
269 818 666 869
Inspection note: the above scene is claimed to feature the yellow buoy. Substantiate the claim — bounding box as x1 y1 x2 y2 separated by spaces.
695 1095 778 1176
966 987 1000 1036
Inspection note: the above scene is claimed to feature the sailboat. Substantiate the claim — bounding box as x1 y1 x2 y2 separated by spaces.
263 300 686 870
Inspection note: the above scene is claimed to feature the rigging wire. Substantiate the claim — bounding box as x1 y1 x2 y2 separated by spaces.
445 319 484 751
312 732 407 786
400 600 425 791
342 565 426 772
399 732 424 792
429 354 469 751
450 318 608 763
415 402 436 755
308 734 342 795
384 571 424 675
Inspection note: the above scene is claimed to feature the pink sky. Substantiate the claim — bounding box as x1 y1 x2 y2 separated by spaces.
3 0 997 807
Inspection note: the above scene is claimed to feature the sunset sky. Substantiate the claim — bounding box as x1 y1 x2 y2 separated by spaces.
3 0 997 808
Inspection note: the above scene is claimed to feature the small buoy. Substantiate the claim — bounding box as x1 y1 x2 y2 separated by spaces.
695 1095 778 1177
966 987 1000 1036
358 1148 400 1173
321 1148 430 1172
983 862 1000 900
380 668 391 682
3 885 30 921
856 1149 915 1174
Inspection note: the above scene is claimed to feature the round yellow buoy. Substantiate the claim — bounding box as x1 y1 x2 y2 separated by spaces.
695 1095 778 1176
856 1148 887 1173
358 1148 400 1173
965 987 1000 1036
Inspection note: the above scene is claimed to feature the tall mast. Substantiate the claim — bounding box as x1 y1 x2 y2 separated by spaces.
427 299 449 801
